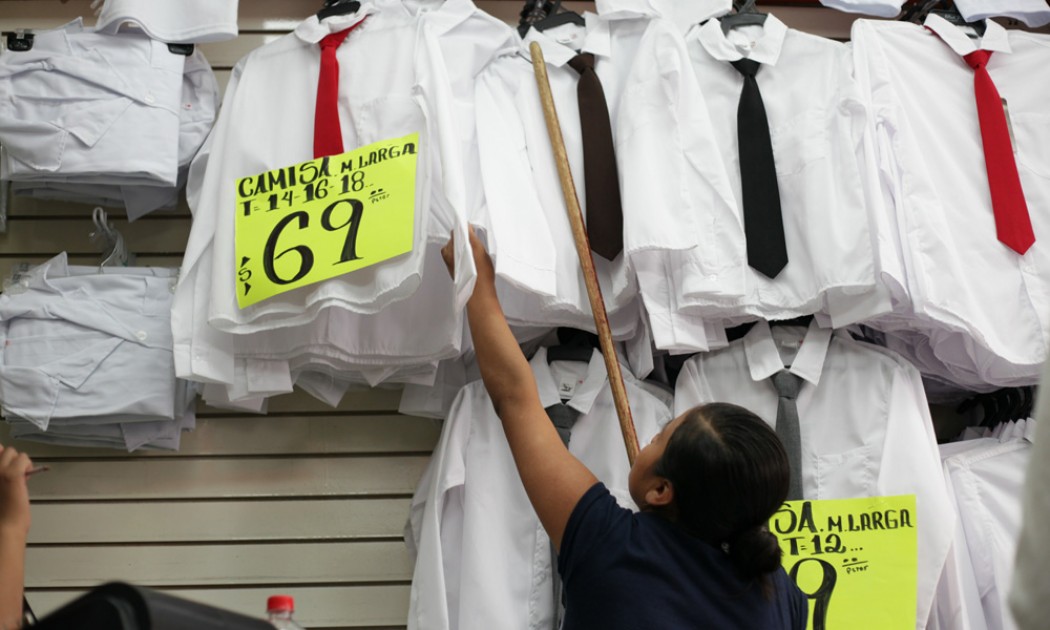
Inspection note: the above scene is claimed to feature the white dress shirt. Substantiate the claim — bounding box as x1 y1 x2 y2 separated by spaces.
944 438 1032 630
930 439 995 630
173 0 514 397
474 17 640 340
0 255 183 433
0 19 185 188
407 347 672 630
616 16 888 353
674 320 954 628
184 2 474 334
8 46 218 220
852 16 1050 388
94 0 240 43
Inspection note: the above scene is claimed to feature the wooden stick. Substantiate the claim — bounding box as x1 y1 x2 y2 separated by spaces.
25 465 50 478
528 42 640 465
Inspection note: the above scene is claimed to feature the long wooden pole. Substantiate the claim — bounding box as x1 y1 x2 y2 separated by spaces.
528 42 640 465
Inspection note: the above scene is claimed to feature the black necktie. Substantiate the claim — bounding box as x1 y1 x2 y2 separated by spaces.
771 370 804 501
731 58 788 279
568 52 624 261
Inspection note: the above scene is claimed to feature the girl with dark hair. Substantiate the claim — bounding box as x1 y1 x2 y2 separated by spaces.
442 229 807 629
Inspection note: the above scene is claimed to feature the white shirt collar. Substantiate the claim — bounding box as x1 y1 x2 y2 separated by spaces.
742 320 833 386
532 347 611 415
419 0 478 38
521 12 612 67
692 12 788 66
13 253 70 293
923 13 1011 57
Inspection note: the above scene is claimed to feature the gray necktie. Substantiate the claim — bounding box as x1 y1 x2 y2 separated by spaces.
772 370 804 501
545 403 581 629
546 403 581 448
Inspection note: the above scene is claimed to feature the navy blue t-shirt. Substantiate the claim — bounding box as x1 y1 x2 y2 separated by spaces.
558 483 807 630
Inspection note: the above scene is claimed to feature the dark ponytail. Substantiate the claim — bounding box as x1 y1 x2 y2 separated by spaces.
727 525 784 582
654 403 791 596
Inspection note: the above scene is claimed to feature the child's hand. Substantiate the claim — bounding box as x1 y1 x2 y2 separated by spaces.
0 446 33 536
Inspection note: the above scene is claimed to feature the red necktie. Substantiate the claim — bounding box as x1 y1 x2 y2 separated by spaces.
314 20 365 159
964 50 1034 255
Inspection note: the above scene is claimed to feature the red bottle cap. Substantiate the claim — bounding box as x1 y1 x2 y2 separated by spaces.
267 595 294 612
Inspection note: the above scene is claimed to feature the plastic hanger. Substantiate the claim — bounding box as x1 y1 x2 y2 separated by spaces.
531 0 585 34
318 0 362 21
547 328 599 364
90 207 129 269
3 29 34 52
518 0 554 37
720 0 767 35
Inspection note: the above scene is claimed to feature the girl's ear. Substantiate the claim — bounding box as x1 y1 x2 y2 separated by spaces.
645 477 675 508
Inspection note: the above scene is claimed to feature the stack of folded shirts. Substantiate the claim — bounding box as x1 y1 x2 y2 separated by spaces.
0 254 196 451
0 18 218 220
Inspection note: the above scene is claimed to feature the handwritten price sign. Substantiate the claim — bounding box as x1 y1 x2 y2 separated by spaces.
771 496 918 630
234 133 419 308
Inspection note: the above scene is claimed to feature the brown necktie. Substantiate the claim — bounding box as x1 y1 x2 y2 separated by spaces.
568 53 624 261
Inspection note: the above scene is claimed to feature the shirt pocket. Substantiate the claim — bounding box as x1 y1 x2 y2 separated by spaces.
770 108 828 178
811 443 877 499
351 94 426 146
1012 112 1050 180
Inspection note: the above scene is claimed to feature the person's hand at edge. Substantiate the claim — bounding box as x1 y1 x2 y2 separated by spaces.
0 446 32 537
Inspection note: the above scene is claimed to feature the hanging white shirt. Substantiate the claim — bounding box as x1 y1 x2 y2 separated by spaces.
676 16 885 325
852 16 1050 388
173 0 516 396
674 320 954 628
0 19 184 187
187 2 473 334
9 46 218 220
945 438 1032 630
95 0 240 43
474 17 640 339
0 254 181 430
930 439 994 630
616 17 887 354
407 347 672 630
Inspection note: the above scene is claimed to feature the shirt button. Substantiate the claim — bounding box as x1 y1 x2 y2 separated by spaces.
135 330 149 341
144 92 156 104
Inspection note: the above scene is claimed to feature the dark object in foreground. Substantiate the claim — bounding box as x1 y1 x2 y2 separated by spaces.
31 582 273 630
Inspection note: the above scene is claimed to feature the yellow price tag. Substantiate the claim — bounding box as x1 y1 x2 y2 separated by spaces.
234 132 419 308
770 496 918 630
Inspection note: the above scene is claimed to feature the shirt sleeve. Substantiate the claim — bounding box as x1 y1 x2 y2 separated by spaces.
878 357 955 628
407 386 474 630
558 482 632 584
